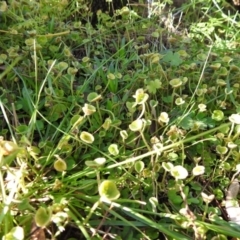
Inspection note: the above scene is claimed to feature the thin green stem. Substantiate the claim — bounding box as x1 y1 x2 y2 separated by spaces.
107 122 231 169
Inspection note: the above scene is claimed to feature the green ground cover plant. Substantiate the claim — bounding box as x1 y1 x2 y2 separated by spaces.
1 0 240 239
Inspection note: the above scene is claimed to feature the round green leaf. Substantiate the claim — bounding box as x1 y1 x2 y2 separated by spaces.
120 130 128 140
192 165 205 176
35 207 52 227
171 165 188 180
133 89 149 105
85 158 106 168
169 78 182 88
80 131 94 144
87 92 102 102
99 180 120 201
162 162 174 172
82 104 96 116
3 226 24 240
216 145 228 155
167 152 178 161
54 157 67 172
70 115 84 127
134 161 145 173
56 61 68 71
158 112 169 124
129 119 143 132
229 114 240 124
108 144 119 156
212 110 224 121
175 97 185 106
102 118 112 130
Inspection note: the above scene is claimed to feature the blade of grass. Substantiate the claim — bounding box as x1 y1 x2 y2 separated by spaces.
107 122 231 169
102 199 191 239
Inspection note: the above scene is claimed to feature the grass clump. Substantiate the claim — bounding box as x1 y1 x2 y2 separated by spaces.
1 0 240 239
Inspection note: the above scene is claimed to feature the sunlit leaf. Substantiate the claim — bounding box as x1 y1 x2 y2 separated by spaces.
108 144 119 156
134 161 145 173
2 226 24 240
129 119 143 132
54 155 67 172
192 165 205 176
171 165 188 180
80 131 95 144
99 180 120 201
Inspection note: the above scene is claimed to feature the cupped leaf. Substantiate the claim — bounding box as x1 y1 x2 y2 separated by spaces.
134 161 145 173
158 112 169 124
171 165 188 180
102 118 112 130
162 162 174 172
35 207 52 227
2 226 24 240
216 145 228 155
82 104 96 116
85 158 106 168
212 110 224 121
169 78 182 88
0 140 19 156
192 165 205 176
99 180 120 201
55 61 68 72
87 92 102 102
129 119 143 132
54 155 67 172
120 130 128 140
133 88 149 105
201 192 215 204
175 97 185 105
80 131 94 144
70 115 84 127
229 114 240 124
108 144 119 156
